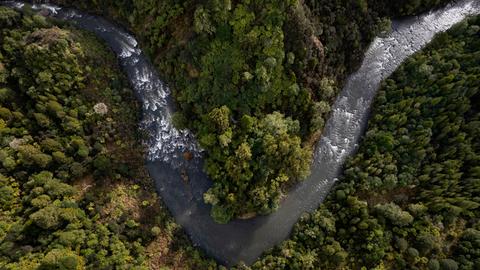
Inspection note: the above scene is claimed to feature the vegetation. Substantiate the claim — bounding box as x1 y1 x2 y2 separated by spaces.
53 0 453 222
0 7 215 269
3 1 477 270
250 15 480 270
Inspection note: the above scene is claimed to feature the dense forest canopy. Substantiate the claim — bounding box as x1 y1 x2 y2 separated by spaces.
251 14 480 270
0 7 215 269
53 0 453 222
2 1 478 269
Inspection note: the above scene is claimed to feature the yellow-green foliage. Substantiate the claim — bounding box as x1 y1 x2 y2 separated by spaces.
0 7 219 269
51 0 452 222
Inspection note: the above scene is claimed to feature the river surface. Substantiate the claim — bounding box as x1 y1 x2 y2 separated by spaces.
3 0 480 266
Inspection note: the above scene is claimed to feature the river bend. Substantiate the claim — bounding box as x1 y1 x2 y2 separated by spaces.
3 0 480 266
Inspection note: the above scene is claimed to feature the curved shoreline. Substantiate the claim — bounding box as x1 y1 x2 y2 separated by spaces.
3 0 480 266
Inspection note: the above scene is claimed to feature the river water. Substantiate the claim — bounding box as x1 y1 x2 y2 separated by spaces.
3 0 480 266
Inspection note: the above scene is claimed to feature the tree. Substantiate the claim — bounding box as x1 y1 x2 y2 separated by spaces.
17 145 52 169
193 6 214 34
0 7 19 27
38 248 85 270
374 203 413 227
439 259 458 270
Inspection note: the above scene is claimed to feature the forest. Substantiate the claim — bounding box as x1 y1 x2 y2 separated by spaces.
52 0 453 222
1 0 478 270
250 14 480 270
0 7 215 269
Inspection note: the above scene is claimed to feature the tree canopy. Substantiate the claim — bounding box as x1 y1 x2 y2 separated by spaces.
2 1 475 269
252 14 480 270
0 7 214 269
52 0 454 222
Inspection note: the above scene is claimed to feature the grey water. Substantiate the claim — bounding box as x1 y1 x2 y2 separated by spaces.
3 0 480 266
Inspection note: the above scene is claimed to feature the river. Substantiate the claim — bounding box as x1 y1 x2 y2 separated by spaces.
2 0 480 266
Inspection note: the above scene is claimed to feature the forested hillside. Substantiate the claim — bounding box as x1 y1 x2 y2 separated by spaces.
0 7 215 269
251 15 480 270
52 0 453 222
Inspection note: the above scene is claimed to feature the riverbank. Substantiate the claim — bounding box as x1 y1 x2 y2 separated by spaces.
252 13 480 269
0 3 216 269
2 0 479 267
